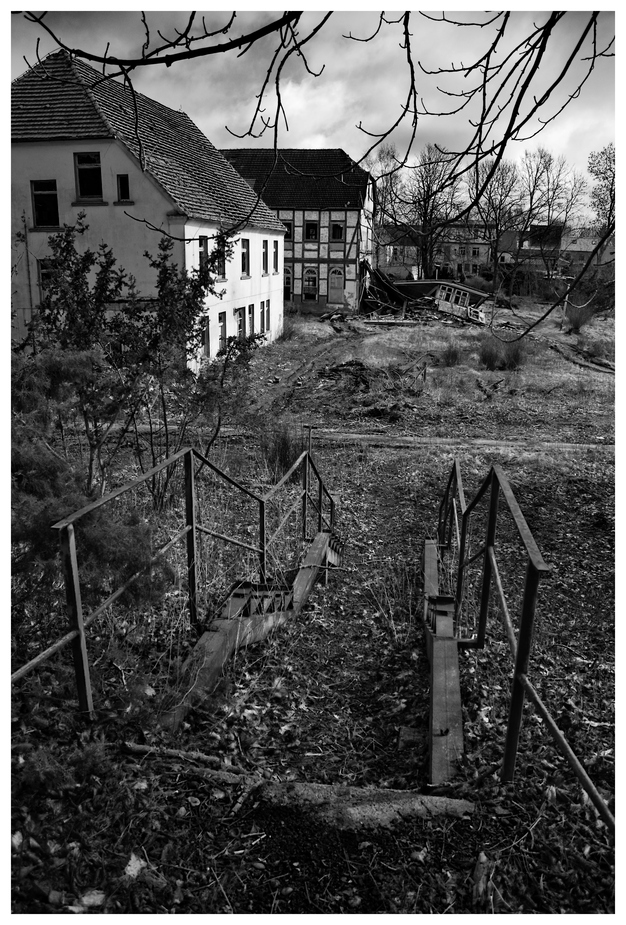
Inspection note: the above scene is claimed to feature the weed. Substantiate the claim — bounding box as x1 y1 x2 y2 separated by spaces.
502 341 525 370
479 337 501 371
441 341 462 367
260 424 306 481
276 315 297 342
566 303 595 334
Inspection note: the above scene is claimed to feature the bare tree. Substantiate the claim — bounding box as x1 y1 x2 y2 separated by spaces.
588 143 615 237
467 159 523 292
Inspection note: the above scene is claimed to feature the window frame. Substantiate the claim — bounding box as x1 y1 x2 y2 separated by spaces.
37 257 55 297
248 303 255 336
241 238 250 277
74 152 104 201
331 222 345 242
262 239 269 274
218 311 227 351
31 179 60 228
273 240 279 273
303 267 318 300
304 221 319 242
283 220 293 241
116 173 131 202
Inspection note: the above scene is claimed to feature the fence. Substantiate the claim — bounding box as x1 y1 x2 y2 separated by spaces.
437 459 614 832
11 443 335 719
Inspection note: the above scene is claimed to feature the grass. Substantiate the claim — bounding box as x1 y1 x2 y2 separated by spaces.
11 306 615 914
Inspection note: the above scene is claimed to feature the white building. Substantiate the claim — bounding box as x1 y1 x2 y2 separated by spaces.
11 51 285 360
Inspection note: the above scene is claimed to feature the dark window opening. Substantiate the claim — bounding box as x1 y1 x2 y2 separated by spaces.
284 268 292 302
273 240 279 272
199 236 209 269
305 222 319 241
219 311 227 350
303 268 318 300
31 180 59 227
260 301 266 333
74 152 103 200
248 303 255 335
117 174 130 201
262 240 269 274
241 239 250 276
331 222 345 241
283 220 293 240
38 258 55 296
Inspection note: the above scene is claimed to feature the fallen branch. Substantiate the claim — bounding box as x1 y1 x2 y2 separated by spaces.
122 740 234 769
259 780 474 829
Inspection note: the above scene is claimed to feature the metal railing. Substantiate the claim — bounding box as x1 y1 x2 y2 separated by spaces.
437 459 614 832
11 443 336 719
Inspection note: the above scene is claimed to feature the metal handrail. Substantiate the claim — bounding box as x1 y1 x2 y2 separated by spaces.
13 438 337 720
438 458 614 833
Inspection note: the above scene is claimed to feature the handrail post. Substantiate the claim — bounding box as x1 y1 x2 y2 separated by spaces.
454 509 470 633
476 470 500 648
59 524 94 718
259 498 267 582
302 454 309 540
318 474 324 533
184 450 198 631
502 560 541 781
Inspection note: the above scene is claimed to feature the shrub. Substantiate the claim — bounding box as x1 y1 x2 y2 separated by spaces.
566 303 596 334
260 424 305 481
479 338 501 371
502 341 525 370
277 315 297 342
441 341 461 366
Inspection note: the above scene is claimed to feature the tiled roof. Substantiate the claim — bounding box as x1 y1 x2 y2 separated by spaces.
221 149 370 211
11 51 284 233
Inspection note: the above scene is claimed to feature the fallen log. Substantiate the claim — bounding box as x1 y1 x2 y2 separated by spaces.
259 780 474 829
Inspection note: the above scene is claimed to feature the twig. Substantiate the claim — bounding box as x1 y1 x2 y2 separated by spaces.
122 740 222 767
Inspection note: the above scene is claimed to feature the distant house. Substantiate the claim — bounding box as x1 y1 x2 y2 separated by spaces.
221 149 374 311
561 228 615 278
376 220 494 280
11 50 285 360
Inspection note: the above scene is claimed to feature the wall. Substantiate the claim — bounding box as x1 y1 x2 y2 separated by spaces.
11 138 186 341
184 224 284 364
279 207 361 311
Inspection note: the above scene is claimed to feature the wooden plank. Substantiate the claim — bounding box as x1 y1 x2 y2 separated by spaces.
430 637 464 786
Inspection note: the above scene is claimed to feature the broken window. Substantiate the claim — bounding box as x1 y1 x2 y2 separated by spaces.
283 220 293 240
331 222 345 241
31 180 59 227
74 152 103 200
305 221 319 241
303 268 318 300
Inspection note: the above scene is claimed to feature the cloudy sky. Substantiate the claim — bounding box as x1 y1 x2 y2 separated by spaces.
11 9 615 178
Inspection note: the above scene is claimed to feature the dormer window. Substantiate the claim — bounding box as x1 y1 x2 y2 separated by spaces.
74 152 103 200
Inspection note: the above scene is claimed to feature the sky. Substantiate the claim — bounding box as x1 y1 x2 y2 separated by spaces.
11 8 615 181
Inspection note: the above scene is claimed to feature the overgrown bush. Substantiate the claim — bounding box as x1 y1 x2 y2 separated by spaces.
260 424 306 481
479 337 501 371
566 303 596 334
501 341 525 370
441 341 461 366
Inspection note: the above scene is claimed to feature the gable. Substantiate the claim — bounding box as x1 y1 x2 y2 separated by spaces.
11 51 284 234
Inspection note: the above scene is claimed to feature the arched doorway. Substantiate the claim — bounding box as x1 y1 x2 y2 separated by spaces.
284 266 292 302
303 267 318 301
328 266 344 303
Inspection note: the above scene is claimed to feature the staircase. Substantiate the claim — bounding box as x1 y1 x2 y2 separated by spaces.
422 539 464 786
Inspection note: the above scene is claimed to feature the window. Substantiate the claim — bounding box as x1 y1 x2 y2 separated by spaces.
37 258 55 297
204 318 211 357
218 311 227 350
260 301 266 333
199 236 209 269
331 222 345 241
283 220 293 240
328 267 344 301
459 246 466 257
74 152 103 200
248 304 255 335
303 268 318 300
265 299 270 331
471 264 479 276
235 307 245 339
262 240 269 274
284 267 292 302
216 244 226 279
273 240 279 272
31 180 59 227
472 246 480 258
304 221 319 241
241 239 250 276
116 174 130 201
